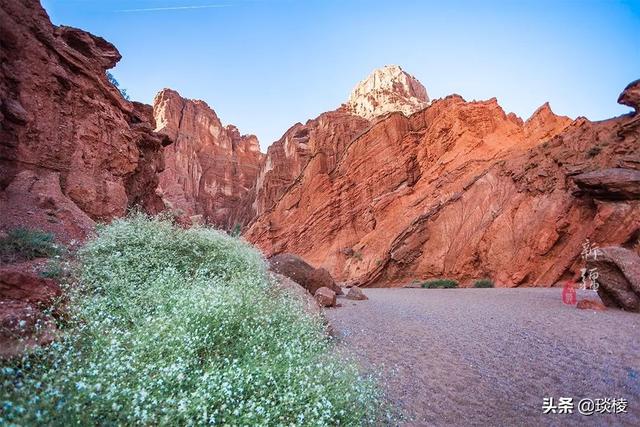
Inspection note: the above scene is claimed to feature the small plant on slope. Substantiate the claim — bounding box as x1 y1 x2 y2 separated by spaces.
0 228 62 262
106 71 130 100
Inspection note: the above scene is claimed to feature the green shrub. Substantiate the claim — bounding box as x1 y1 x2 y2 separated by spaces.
106 71 130 100
0 228 61 261
473 278 494 288
421 278 459 289
1 214 378 425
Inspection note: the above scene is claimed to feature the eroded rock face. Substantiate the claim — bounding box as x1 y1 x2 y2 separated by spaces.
252 110 370 217
573 168 640 200
0 0 174 356
153 89 263 228
346 65 429 120
0 0 171 242
246 85 639 288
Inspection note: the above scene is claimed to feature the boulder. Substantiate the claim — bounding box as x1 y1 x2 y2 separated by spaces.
587 246 640 312
346 286 369 300
269 253 343 295
314 287 336 307
573 168 640 200
576 299 606 311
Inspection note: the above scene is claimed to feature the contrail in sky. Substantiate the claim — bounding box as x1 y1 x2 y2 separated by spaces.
118 4 229 13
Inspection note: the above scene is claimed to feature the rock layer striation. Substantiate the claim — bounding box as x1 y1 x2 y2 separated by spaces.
246 82 639 288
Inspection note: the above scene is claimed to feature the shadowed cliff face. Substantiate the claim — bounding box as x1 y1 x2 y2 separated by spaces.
245 88 640 287
0 0 170 242
152 89 263 229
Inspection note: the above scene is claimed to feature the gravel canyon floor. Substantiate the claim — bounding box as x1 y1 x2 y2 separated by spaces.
326 288 640 426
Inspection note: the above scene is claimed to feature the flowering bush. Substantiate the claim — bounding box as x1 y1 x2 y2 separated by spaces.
1 214 378 425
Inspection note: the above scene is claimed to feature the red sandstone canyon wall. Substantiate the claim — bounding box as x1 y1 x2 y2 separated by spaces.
153 89 263 228
0 0 171 242
245 76 639 287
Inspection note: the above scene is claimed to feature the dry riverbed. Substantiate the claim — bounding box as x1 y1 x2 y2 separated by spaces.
326 288 640 426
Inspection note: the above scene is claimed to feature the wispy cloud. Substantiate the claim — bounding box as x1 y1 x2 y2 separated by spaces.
118 4 229 13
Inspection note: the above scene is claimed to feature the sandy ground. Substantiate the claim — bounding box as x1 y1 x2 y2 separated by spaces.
326 288 640 426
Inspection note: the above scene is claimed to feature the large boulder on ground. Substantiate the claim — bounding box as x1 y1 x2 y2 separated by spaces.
346 286 368 300
269 253 342 295
586 246 640 312
314 287 336 307
576 299 606 311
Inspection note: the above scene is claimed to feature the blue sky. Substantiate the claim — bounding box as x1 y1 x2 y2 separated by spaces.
42 0 639 149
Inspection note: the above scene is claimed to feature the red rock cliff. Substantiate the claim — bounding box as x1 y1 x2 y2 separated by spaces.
253 110 370 217
246 72 639 287
153 89 263 228
0 0 170 242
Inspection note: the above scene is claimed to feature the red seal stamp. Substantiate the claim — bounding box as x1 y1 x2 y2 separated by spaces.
562 281 577 305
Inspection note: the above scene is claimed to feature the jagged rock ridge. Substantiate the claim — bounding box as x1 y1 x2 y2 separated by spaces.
1 1 637 292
